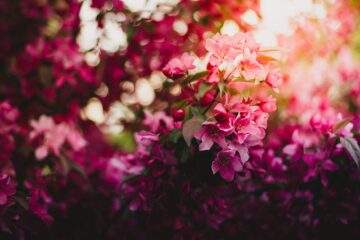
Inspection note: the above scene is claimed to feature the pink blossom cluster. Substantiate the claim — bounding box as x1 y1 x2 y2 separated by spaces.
162 32 278 181
29 115 87 160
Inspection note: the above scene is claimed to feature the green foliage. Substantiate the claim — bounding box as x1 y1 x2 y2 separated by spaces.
182 71 208 84
195 83 212 100
110 131 136 152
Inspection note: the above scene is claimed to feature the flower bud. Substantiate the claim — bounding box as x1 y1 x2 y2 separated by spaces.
200 90 216 106
171 108 185 121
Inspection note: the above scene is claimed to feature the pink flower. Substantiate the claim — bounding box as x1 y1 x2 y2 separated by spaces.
29 115 55 140
259 95 277 113
234 111 266 146
194 122 228 151
30 115 86 160
205 32 259 68
135 131 159 147
266 70 283 91
105 155 144 184
205 32 266 81
240 50 267 81
211 150 243 181
162 53 195 79
143 111 174 133
213 103 235 134
28 188 53 224
303 153 338 187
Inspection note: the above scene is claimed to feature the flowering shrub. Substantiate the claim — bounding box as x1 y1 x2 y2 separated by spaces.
0 0 360 239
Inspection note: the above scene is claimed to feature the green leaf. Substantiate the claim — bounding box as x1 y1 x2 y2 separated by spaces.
168 129 182 143
182 71 208 84
110 131 136 152
195 83 212 100
41 165 52 176
340 137 360 168
218 82 226 96
189 106 203 118
182 116 204 146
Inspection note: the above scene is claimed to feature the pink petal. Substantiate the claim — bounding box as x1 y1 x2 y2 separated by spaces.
211 160 220 174
35 146 48 160
283 144 297 156
220 167 235 181
199 137 214 151
323 159 338 171
0 193 7 205
231 157 243 172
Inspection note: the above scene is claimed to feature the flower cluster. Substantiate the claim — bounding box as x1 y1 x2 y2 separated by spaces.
30 115 87 160
161 32 278 181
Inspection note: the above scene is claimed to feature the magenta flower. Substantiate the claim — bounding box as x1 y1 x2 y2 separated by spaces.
162 53 195 79
303 154 338 187
0 175 16 208
135 131 159 148
213 103 235 134
28 188 53 224
211 150 243 181
194 122 228 151
143 111 174 134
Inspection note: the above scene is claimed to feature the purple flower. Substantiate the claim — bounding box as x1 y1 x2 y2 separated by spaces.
211 150 243 181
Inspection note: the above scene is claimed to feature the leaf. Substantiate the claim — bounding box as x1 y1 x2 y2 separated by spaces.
340 137 360 167
41 165 52 176
189 106 203 117
110 131 136 152
168 129 182 143
182 117 204 146
195 83 212 100
218 82 226 96
182 71 208 84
